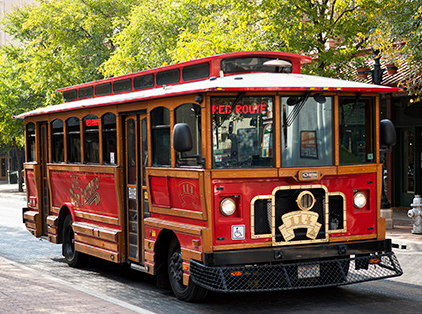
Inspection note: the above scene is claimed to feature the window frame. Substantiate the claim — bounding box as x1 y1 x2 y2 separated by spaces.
51 119 65 163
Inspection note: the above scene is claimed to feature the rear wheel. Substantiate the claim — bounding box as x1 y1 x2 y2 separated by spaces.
167 237 208 302
62 215 87 267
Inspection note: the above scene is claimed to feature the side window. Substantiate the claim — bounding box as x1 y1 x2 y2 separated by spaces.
174 103 202 167
102 113 117 165
66 117 81 163
51 119 64 163
339 97 375 164
83 114 100 164
151 107 170 166
26 122 36 162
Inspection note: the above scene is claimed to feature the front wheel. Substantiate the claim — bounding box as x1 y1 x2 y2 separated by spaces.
167 237 208 302
62 215 87 267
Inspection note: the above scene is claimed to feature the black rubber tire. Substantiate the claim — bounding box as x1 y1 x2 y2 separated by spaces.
62 215 87 267
167 237 208 302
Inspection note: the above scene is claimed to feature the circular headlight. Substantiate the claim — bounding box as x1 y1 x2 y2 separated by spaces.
354 192 367 208
220 198 236 216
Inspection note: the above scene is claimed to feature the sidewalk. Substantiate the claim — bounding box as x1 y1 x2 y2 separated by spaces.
0 180 26 201
386 207 422 251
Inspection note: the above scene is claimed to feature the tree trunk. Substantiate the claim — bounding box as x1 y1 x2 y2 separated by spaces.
13 139 24 192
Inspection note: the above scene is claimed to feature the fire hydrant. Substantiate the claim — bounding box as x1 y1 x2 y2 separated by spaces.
408 195 422 234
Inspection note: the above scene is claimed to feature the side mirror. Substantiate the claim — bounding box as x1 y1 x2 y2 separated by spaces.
173 123 192 153
380 119 396 152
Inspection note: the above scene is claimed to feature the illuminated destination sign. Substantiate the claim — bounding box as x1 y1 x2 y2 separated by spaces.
212 104 267 115
85 119 99 127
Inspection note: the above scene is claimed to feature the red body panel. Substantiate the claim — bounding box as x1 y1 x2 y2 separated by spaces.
26 169 37 209
169 178 202 212
50 170 118 218
150 176 202 213
212 173 377 246
150 176 171 208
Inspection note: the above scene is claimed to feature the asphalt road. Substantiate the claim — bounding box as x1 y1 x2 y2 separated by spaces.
1 197 421 313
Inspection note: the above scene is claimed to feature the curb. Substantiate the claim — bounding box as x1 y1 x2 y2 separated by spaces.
0 192 26 201
390 237 422 252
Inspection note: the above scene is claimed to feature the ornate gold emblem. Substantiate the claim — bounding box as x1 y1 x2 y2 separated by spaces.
278 191 321 241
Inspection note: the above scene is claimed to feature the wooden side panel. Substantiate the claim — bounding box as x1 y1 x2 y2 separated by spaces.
72 221 122 263
46 215 58 243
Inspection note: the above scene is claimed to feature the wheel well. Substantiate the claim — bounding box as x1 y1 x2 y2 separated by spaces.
57 206 71 244
155 229 177 289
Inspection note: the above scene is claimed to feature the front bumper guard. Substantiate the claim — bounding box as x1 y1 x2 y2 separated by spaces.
190 252 402 293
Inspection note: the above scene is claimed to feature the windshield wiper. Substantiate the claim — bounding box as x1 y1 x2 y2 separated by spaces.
284 92 311 127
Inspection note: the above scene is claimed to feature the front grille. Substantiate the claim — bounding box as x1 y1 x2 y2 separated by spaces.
252 186 346 243
274 188 326 243
190 252 403 293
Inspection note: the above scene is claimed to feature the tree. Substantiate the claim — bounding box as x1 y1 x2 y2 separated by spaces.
2 0 137 105
370 1 422 95
168 0 383 80
0 47 44 191
0 0 137 190
100 0 206 77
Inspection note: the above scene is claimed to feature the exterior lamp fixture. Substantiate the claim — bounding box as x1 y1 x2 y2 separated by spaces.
357 28 398 85
357 49 388 85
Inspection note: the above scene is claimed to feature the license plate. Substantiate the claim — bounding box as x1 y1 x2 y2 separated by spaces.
298 264 320 279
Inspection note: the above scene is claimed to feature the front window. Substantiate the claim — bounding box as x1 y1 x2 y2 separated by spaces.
339 97 375 164
281 95 333 167
212 96 274 169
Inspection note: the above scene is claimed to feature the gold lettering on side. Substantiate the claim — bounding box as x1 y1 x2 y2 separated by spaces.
278 211 321 241
69 175 101 208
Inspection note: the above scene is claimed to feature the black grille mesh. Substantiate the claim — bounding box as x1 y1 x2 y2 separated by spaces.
254 199 271 235
190 252 402 293
329 195 345 231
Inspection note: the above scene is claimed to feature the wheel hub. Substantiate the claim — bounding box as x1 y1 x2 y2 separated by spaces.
169 251 183 282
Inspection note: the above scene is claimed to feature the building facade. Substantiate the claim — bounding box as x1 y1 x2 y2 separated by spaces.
0 0 34 45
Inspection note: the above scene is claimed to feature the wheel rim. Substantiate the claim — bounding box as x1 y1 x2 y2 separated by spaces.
169 250 185 289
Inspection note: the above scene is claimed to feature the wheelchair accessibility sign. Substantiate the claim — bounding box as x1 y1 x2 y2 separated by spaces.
232 225 245 240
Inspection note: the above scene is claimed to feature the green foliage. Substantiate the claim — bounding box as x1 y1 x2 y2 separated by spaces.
2 0 137 105
370 1 422 94
160 0 383 80
100 0 207 77
0 0 137 149
0 47 44 149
